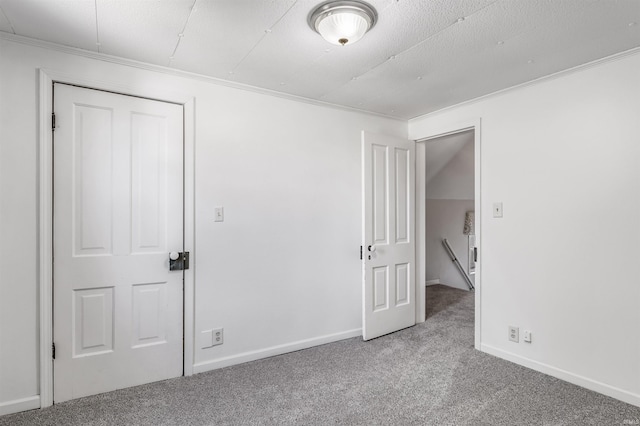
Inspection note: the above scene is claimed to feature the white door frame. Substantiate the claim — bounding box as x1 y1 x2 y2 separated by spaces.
38 69 196 407
414 119 481 350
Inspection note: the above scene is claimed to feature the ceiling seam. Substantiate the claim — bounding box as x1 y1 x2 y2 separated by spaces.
0 5 15 34
320 0 501 102
384 0 501 61
230 0 299 74
362 0 611 115
169 0 198 66
94 0 100 53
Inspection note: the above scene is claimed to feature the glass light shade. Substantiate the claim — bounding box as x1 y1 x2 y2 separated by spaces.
309 1 377 46
317 11 369 46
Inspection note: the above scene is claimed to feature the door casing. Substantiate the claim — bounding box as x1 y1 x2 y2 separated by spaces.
414 119 482 350
38 69 196 407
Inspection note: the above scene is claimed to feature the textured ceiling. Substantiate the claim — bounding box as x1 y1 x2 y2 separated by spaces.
0 0 638 119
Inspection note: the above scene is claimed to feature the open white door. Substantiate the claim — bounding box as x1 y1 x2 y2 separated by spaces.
53 84 184 402
362 131 416 340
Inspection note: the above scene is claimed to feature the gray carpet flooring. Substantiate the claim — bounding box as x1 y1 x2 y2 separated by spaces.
3 285 639 425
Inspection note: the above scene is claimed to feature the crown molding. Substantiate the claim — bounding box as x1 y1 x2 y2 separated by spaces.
0 31 403 122
409 46 640 122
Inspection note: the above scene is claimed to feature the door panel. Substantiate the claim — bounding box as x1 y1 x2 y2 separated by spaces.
395 263 409 306
73 287 114 357
73 104 113 255
372 144 388 244
373 266 389 312
131 112 167 252
132 282 168 348
53 84 184 402
395 148 410 243
362 131 416 340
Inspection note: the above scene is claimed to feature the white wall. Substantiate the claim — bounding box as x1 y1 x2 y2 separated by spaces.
426 140 475 200
0 36 406 412
410 50 640 406
0 39 39 412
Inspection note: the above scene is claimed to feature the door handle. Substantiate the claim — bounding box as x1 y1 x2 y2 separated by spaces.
169 251 190 271
367 245 376 260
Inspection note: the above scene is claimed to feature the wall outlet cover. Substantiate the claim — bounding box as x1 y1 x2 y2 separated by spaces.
509 326 519 343
201 328 224 348
212 327 224 345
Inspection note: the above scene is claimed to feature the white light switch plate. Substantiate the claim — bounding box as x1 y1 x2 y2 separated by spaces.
214 207 224 222
493 202 503 218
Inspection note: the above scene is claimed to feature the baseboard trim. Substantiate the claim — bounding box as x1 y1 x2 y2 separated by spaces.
193 328 362 374
481 344 640 408
425 279 440 286
0 395 40 416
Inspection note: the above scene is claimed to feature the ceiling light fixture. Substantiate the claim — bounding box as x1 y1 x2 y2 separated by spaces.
308 0 377 46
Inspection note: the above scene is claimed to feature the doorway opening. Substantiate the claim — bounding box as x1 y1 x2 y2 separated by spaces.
423 130 475 320
415 121 481 349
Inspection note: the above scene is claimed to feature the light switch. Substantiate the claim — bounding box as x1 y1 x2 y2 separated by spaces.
214 207 224 222
493 202 503 218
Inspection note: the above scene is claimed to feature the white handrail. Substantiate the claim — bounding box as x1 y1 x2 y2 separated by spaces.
442 238 475 290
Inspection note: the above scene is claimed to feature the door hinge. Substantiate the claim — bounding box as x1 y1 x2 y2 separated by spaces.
360 245 363 260
52 342 56 360
52 113 56 131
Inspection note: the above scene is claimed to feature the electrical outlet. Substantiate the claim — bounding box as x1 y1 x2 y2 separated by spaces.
523 330 532 343
509 326 519 343
212 327 224 345
201 328 224 348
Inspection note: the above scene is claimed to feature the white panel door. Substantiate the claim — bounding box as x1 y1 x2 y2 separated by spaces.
53 84 184 402
362 131 415 340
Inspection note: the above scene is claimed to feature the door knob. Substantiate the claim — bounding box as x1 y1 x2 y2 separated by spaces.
169 251 190 271
367 245 376 260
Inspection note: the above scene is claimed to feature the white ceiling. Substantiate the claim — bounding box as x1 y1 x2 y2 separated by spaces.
1 0 638 119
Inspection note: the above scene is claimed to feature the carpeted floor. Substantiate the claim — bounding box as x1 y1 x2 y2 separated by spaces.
3 284 639 425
